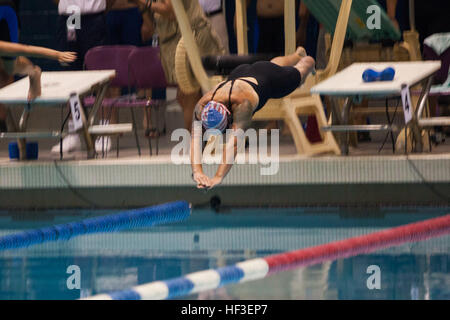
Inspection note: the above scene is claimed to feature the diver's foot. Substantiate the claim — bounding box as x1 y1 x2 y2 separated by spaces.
296 56 316 85
296 46 307 58
28 66 42 101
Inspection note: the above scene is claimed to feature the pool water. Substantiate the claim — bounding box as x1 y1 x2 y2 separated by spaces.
0 207 449 300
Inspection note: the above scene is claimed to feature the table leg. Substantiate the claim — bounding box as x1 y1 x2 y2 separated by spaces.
329 97 344 125
410 76 433 153
341 97 353 155
329 97 344 153
88 82 110 127
83 82 110 158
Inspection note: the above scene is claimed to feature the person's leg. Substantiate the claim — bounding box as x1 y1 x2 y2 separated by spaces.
270 47 306 67
52 18 83 153
271 47 315 83
11 56 41 100
293 56 315 83
121 8 143 46
79 13 107 69
81 12 115 153
0 58 14 131
105 10 120 45
257 16 284 55
0 74 10 131
208 13 229 54
52 13 107 153
177 89 202 131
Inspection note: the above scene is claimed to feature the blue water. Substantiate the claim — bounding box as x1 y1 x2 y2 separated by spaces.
0 207 449 300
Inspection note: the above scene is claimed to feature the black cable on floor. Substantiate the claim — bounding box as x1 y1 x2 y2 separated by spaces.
59 110 72 160
53 160 100 208
376 98 447 202
378 98 400 154
406 155 450 203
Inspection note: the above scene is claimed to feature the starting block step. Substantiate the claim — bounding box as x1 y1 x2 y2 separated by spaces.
418 117 450 127
0 131 65 139
88 123 133 135
322 124 398 132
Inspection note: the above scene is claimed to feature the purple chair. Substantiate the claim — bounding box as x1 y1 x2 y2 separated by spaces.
423 44 450 88
84 45 142 157
128 46 170 155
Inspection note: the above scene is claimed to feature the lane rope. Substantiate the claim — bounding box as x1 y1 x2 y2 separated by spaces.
84 213 450 300
0 201 191 251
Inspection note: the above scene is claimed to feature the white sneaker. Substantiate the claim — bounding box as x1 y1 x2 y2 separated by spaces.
51 134 82 153
95 136 112 153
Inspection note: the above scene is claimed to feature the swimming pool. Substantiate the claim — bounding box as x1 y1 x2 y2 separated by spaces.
0 206 449 300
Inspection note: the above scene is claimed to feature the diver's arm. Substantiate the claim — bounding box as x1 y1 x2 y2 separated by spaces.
209 100 253 189
208 132 237 188
0 41 76 63
190 104 210 188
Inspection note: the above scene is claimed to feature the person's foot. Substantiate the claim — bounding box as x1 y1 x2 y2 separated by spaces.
95 136 112 153
28 66 42 101
51 134 81 153
296 56 316 85
296 46 307 58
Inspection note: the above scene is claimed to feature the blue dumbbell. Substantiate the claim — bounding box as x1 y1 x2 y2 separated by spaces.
362 67 395 82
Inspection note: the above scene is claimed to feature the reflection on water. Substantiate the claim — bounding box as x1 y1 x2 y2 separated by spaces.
0 208 449 300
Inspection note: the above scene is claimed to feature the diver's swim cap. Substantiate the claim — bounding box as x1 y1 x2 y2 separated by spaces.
201 101 230 132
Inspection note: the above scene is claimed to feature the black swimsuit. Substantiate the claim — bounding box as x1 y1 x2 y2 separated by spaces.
212 61 302 114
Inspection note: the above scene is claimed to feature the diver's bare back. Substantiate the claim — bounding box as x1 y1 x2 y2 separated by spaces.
201 78 260 111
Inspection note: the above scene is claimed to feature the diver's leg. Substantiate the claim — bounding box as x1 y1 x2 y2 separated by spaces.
13 56 41 100
293 56 316 83
270 47 306 67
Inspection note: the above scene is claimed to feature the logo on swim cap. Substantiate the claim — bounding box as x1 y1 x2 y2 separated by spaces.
201 101 230 132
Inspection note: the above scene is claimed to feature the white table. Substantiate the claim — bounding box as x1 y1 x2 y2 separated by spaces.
311 61 442 154
0 70 116 159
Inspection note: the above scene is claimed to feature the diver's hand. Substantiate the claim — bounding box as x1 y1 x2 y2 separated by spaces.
193 172 210 189
57 51 77 63
207 176 223 190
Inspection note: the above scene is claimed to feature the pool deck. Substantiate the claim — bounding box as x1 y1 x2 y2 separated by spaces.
0 134 449 209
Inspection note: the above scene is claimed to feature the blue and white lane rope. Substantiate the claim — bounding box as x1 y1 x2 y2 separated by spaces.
85 213 450 300
86 259 269 300
0 201 191 251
